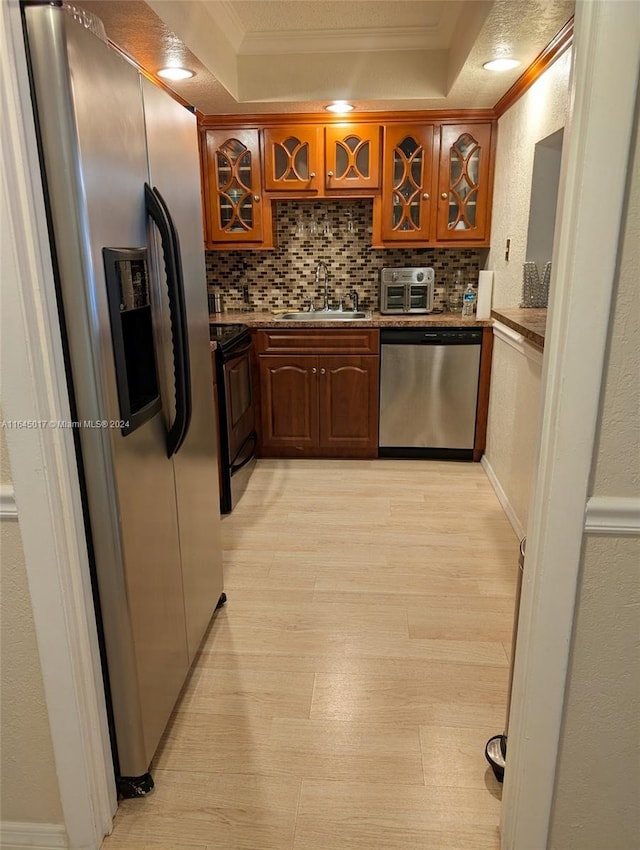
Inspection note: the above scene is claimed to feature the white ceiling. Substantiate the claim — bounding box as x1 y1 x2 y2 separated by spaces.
83 0 574 115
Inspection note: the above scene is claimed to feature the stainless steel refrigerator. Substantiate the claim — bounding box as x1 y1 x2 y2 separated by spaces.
23 2 224 796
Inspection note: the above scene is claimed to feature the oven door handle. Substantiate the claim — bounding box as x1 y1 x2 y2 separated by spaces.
230 431 257 475
145 183 192 458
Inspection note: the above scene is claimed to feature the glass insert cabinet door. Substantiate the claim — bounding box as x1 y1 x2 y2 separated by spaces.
263 126 322 192
380 124 434 242
203 128 264 242
325 125 381 190
436 123 493 243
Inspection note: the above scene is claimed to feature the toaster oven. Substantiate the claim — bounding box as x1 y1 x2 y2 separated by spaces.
380 267 434 314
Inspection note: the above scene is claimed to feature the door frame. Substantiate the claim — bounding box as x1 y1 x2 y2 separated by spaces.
1 3 116 846
500 2 640 848
1 1 638 849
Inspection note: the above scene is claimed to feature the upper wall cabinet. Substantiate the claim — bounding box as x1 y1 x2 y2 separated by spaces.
378 124 434 243
201 128 273 249
262 123 381 195
200 116 495 249
324 125 381 191
263 125 323 192
436 123 494 244
373 120 495 247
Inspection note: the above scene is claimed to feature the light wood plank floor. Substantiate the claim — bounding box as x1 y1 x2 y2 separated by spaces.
102 459 518 850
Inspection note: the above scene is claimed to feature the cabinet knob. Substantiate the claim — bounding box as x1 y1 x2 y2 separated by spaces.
310 172 316 178
312 367 317 374
423 193 430 200
327 171 334 178
320 368 326 375
441 192 448 200
254 195 260 202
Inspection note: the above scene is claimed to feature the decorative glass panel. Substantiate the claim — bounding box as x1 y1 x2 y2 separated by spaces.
273 136 309 181
335 135 370 180
215 139 254 233
447 133 480 230
390 135 424 233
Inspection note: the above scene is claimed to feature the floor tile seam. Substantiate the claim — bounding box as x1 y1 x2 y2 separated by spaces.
290 778 304 850
306 714 506 725
171 708 318 723
310 660 513 677
151 764 315 783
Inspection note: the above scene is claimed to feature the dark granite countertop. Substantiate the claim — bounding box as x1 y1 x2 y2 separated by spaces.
209 309 492 329
491 308 547 350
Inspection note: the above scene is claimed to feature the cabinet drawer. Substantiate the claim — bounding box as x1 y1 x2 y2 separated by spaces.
254 328 379 355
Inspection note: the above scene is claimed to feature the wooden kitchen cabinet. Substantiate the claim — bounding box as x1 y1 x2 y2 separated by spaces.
200 128 274 249
377 124 435 243
436 123 494 244
374 120 495 247
262 123 381 195
256 329 379 458
263 125 323 192
199 116 495 248
259 356 318 452
318 356 379 453
324 124 381 191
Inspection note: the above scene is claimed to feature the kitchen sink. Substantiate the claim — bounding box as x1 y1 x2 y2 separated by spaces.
274 310 371 321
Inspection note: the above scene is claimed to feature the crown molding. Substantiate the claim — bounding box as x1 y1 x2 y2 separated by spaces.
204 0 245 51
239 26 448 56
494 17 574 118
198 108 497 128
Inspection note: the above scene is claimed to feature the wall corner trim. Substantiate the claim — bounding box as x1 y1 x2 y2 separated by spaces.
0 483 18 520
585 496 640 536
0 822 69 850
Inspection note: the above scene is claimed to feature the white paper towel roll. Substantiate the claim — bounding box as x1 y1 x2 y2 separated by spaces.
476 270 494 320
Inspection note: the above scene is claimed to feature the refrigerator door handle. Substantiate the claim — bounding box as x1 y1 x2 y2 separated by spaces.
144 183 192 457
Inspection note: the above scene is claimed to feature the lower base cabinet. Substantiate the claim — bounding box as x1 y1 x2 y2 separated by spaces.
256 329 380 458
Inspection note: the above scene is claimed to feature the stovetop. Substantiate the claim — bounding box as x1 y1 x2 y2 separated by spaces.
209 322 249 350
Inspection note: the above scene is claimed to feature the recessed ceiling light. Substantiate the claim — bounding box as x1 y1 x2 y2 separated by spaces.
483 58 521 72
325 101 355 115
157 67 195 81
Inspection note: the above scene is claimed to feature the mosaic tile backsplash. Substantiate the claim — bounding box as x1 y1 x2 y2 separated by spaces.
205 200 484 312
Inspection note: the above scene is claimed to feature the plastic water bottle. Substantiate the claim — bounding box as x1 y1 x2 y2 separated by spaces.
461 283 477 318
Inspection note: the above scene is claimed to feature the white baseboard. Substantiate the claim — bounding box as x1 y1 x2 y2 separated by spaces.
0 822 68 849
481 456 525 540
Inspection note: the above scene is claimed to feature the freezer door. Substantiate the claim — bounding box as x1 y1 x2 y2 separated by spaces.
24 5 189 777
379 343 481 449
142 77 224 663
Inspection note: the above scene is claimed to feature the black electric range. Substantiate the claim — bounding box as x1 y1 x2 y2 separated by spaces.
209 322 256 513
209 322 251 357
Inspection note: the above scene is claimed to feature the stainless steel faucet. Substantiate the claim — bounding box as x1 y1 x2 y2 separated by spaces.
315 261 330 311
350 289 359 312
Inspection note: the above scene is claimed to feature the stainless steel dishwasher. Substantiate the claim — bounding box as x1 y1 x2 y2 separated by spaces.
378 327 482 460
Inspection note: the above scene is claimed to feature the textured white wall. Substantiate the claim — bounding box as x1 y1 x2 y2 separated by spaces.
0 426 64 825
548 537 640 849
591 134 640 498
487 50 572 307
484 50 572 537
484 335 543 534
548 108 640 850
